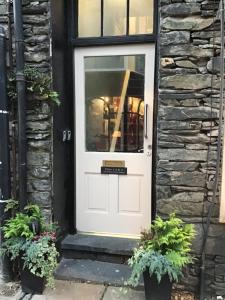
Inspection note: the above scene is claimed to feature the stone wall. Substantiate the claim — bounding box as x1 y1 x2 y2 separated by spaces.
0 0 52 220
158 0 225 298
24 0 52 220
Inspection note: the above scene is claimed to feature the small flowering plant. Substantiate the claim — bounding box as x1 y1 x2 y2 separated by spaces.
0 204 59 288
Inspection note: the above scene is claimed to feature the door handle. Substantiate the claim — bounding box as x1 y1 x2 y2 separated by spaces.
144 104 148 139
147 144 152 156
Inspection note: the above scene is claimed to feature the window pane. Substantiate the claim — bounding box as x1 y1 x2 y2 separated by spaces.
103 0 127 36
85 55 145 153
78 0 101 37
129 0 154 35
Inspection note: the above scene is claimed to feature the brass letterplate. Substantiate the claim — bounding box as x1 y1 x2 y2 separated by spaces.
103 160 125 168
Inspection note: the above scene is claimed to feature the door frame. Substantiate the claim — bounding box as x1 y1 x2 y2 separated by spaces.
74 44 155 236
51 0 159 233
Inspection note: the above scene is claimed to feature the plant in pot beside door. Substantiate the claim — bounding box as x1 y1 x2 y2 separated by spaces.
0 204 59 294
126 214 196 300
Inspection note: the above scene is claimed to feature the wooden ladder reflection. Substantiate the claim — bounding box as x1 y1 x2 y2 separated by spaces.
109 70 130 152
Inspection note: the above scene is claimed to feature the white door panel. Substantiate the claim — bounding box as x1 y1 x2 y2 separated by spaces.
75 44 155 237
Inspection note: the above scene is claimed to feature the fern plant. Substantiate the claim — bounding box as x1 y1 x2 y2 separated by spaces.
126 214 196 287
8 66 60 106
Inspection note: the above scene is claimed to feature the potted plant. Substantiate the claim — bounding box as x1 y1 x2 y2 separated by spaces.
0 203 59 294
8 66 61 106
126 214 196 300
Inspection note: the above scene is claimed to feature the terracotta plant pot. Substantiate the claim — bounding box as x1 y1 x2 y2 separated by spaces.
143 271 173 300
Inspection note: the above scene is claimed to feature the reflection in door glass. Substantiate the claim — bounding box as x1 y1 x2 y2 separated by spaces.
85 55 145 153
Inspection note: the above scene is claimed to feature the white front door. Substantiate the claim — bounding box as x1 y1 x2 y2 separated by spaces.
75 44 155 237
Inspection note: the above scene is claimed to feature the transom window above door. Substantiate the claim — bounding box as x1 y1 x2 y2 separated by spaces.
75 0 155 44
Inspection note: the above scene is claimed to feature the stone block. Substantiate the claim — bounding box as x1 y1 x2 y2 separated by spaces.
161 74 213 90
27 152 50 167
27 132 51 140
175 60 198 69
23 15 47 25
28 192 51 206
157 171 206 187
25 52 49 63
215 264 225 276
161 44 213 58
0 4 7 15
161 68 198 76
161 31 190 45
27 179 51 192
172 187 206 194
186 144 208 150
28 141 51 151
205 237 225 256
158 149 208 161
27 121 50 131
158 161 199 172
161 3 201 16
156 185 172 200
160 57 175 68
162 16 213 31
159 133 211 144
159 121 202 130
159 106 218 121
28 167 51 179
207 57 224 74
159 93 205 100
158 141 185 148
168 192 205 202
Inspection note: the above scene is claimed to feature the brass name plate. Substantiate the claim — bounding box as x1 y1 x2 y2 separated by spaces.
103 160 125 168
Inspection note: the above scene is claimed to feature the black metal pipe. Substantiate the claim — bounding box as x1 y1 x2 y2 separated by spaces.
6 0 16 200
7 0 13 68
13 0 27 210
0 25 12 281
0 26 11 207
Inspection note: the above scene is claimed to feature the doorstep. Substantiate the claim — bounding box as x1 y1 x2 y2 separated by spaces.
61 234 138 256
61 233 138 265
54 258 143 286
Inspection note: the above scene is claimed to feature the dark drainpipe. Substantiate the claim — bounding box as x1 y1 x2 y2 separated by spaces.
0 26 12 281
13 0 27 210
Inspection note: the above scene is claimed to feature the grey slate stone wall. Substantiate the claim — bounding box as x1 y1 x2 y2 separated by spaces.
0 0 52 221
158 0 225 297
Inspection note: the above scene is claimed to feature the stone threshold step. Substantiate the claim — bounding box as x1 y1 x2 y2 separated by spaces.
55 258 143 287
61 234 138 256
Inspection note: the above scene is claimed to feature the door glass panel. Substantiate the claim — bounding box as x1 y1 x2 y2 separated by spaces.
85 55 145 153
78 0 101 37
129 0 154 35
103 0 127 36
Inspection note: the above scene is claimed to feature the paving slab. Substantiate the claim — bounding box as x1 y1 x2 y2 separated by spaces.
55 259 134 286
32 296 46 300
44 280 105 300
103 287 145 300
